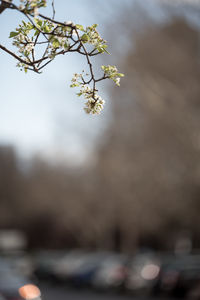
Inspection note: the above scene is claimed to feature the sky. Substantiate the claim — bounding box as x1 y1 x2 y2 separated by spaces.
0 0 199 166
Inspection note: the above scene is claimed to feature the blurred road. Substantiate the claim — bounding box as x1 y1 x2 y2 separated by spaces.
40 283 171 300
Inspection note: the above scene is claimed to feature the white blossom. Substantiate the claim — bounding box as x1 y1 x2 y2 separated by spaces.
25 42 34 53
84 96 105 115
19 4 25 10
34 7 39 17
101 65 124 86
64 21 74 26
115 77 120 86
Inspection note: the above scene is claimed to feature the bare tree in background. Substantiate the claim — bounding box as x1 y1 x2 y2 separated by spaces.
96 16 200 250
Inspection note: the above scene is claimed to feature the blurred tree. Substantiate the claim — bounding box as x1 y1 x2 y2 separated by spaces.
96 16 200 250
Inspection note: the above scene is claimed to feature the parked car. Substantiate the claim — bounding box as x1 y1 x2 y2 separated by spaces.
53 249 89 283
154 254 200 297
0 258 29 300
91 253 128 291
66 252 112 287
33 250 66 281
0 251 34 277
125 252 160 295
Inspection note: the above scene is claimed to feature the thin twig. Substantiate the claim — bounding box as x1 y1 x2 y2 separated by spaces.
51 0 55 19
74 28 97 96
0 43 31 65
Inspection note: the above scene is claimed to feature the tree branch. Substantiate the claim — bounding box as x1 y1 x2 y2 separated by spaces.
0 0 12 14
0 0 122 114
0 43 30 65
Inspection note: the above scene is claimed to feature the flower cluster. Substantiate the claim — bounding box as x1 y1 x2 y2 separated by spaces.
38 21 72 59
81 85 105 115
10 17 73 69
86 24 107 50
70 74 105 114
25 42 34 52
10 18 56 62
84 95 105 115
70 73 83 88
11 21 35 60
101 65 124 86
77 24 109 54
47 36 69 60
19 0 46 15
16 59 30 73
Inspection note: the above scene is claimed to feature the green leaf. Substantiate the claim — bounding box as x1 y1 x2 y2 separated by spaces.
70 83 79 88
24 51 29 57
76 24 85 31
64 42 69 50
104 48 110 54
34 29 39 36
52 39 60 48
35 19 43 28
44 24 50 33
116 73 125 77
97 45 105 53
96 44 110 55
27 23 34 30
9 31 19 38
81 34 89 43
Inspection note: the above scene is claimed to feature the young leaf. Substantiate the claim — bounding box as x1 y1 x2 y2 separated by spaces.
76 24 85 31
81 34 89 43
9 32 19 38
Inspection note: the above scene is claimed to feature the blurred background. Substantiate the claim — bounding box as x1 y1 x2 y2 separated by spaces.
1 0 200 299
